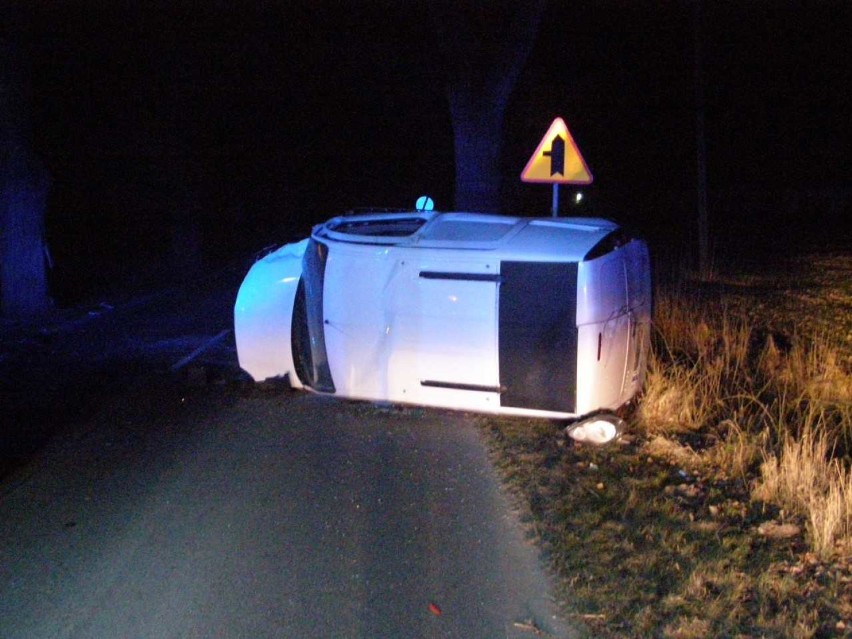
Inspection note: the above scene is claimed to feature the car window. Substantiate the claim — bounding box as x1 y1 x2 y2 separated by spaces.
327 217 427 237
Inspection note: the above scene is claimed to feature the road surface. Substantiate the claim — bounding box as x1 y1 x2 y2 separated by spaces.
0 271 580 638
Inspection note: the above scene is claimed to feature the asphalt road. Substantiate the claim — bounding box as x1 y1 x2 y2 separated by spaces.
0 270 579 638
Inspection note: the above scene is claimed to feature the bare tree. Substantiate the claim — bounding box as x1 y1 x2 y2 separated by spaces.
430 0 546 212
1 7 51 318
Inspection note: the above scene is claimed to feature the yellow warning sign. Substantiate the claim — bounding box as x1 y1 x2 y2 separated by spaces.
521 117 593 184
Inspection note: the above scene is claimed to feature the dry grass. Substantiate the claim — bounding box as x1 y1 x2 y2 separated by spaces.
755 425 852 558
640 285 852 559
479 252 852 637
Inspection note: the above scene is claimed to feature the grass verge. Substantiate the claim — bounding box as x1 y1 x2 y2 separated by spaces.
478 252 852 638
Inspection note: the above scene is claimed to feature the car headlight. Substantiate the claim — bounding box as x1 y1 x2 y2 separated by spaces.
565 413 624 445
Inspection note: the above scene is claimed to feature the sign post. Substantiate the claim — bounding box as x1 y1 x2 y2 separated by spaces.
521 117 593 216
551 184 559 217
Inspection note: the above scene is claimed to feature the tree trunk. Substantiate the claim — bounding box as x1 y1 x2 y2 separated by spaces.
694 0 710 277
430 1 546 212
1 7 51 318
1 154 51 317
449 96 504 212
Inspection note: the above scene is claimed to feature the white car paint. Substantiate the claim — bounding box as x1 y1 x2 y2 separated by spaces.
235 211 651 420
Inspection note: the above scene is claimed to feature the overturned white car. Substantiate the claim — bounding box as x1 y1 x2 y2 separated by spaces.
235 210 651 443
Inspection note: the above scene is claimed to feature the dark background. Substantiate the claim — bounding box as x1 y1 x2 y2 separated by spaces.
16 0 852 304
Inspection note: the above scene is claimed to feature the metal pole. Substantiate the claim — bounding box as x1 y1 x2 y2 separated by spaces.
551 183 559 217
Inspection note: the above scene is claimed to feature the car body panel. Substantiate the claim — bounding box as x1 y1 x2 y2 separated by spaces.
235 212 651 420
234 239 307 386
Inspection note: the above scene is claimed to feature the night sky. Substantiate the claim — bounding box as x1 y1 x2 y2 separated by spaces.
14 0 852 302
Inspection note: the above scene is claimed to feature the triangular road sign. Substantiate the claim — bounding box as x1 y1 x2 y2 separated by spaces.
521 117 593 184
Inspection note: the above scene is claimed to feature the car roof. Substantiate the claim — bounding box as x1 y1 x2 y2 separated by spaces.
313 211 620 262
